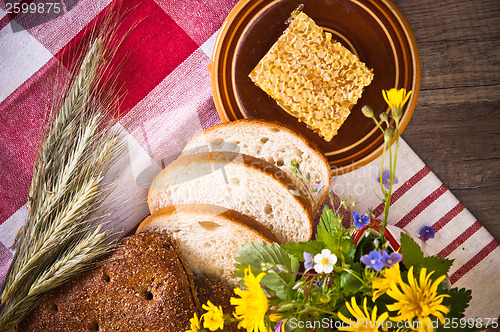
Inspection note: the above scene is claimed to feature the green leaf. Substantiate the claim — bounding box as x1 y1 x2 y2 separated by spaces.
234 241 295 298
281 241 324 261
290 255 300 273
400 233 454 280
400 233 424 268
316 229 353 263
340 263 363 295
421 256 454 279
317 206 343 234
316 230 337 253
344 243 357 265
442 287 472 319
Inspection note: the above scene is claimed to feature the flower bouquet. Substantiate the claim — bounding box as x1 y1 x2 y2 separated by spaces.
188 90 475 332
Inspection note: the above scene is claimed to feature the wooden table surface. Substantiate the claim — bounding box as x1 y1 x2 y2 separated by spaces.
391 0 500 240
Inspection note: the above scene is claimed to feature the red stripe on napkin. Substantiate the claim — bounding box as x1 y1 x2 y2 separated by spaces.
55 0 198 118
373 166 431 216
0 58 62 224
157 0 239 45
449 239 499 284
395 184 447 228
432 203 465 232
0 15 10 31
438 221 482 258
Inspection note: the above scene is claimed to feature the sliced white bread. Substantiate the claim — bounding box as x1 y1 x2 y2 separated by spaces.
182 119 331 213
148 151 313 243
136 204 278 286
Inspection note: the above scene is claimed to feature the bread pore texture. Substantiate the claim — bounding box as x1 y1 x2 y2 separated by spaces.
137 204 278 286
147 152 313 243
182 119 331 214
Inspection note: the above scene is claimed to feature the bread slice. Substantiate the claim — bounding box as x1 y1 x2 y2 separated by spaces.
182 119 331 213
17 232 200 331
147 151 312 243
137 204 278 286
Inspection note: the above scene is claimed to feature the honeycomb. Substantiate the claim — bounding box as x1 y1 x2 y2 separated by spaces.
249 11 374 141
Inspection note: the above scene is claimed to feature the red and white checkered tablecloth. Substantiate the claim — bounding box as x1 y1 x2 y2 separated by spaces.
0 0 498 321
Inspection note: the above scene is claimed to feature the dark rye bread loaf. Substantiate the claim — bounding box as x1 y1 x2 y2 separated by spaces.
16 232 201 332
194 277 241 332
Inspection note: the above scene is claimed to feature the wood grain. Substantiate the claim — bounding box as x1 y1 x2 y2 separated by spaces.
392 0 500 239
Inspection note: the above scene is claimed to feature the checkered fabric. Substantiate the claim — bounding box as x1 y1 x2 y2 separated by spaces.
0 0 498 321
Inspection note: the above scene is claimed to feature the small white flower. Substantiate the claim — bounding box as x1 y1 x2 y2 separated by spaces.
313 249 337 274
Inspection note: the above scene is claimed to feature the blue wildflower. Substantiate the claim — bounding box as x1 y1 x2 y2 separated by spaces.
361 250 384 271
379 170 398 190
303 252 314 271
419 225 435 241
315 280 324 290
381 250 402 268
352 212 370 229
313 180 325 195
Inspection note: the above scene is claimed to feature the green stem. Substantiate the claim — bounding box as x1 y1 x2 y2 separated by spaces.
376 116 388 198
372 117 385 133
299 302 339 317
381 117 400 238
273 298 339 317
381 139 393 232
379 144 387 197
378 143 388 242
337 267 365 284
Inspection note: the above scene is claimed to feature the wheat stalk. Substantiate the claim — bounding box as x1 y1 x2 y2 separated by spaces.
0 31 124 331
0 227 113 332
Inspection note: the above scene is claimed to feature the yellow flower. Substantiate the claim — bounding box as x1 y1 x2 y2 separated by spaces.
230 267 270 332
338 297 389 331
202 300 224 331
386 266 450 329
382 88 412 110
186 312 201 332
372 263 401 300
268 313 282 322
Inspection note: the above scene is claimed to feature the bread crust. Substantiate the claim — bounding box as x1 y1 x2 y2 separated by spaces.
148 151 314 241
16 233 201 332
185 118 329 172
183 118 332 212
137 204 280 244
194 277 241 331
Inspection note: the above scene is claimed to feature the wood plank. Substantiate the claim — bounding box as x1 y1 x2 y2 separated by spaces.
394 0 500 42
393 0 500 239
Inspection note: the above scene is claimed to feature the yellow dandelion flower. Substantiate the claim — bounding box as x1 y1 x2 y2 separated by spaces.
382 88 412 110
338 297 390 331
186 312 201 332
268 313 282 322
372 263 401 301
230 267 270 332
386 266 450 327
202 300 224 331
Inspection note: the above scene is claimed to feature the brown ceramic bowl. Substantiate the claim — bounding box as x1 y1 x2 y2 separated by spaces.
209 0 420 174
